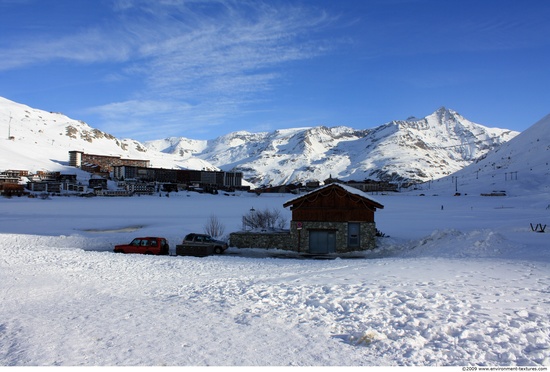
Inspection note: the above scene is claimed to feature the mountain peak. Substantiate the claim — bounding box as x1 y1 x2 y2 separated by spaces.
431 106 459 121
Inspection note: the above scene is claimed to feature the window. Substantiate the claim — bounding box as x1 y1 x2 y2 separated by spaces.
348 223 360 247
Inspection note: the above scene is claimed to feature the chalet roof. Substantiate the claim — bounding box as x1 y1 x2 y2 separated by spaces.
283 182 384 209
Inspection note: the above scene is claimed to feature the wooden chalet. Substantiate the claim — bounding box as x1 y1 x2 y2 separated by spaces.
283 183 384 254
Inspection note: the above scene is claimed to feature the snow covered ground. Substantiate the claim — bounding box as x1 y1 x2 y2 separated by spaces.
1 190 549 366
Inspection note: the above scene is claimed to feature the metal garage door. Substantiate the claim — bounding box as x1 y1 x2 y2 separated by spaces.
309 230 336 254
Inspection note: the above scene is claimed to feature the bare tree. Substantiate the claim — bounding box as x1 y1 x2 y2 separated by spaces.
242 207 287 231
204 214 225 238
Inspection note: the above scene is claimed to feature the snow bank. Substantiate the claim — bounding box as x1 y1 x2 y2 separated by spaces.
377 229 521 259
1 192 549 366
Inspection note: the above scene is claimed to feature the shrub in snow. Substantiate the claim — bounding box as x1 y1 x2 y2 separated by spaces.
204 214 225 238
241 207 287 231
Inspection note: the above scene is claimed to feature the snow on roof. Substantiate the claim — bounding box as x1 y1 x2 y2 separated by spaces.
284 182 384 208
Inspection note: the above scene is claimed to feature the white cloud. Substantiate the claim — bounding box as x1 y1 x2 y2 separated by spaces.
84 99 196 139
0 27 135 71
100 1 336 137
86 99 190 118
1 0 337 138
129 1 333 100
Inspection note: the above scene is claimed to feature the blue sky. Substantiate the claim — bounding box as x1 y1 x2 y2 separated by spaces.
1 0 549 141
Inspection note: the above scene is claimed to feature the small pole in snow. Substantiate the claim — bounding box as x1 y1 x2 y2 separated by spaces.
8 112 12 139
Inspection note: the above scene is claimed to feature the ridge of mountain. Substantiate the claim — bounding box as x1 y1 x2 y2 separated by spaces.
145 107 518 186
1 96 519 188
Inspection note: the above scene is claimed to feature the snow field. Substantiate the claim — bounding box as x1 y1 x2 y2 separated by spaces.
0 191 549 366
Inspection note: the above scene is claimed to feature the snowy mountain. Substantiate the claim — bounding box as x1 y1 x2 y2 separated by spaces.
146 108 518 186
1 96 519 188
0 96 217 178
420 112 550 196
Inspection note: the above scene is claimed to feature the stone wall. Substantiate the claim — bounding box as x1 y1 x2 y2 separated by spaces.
289 221 377 253
229 231 291 250
229 221 377 254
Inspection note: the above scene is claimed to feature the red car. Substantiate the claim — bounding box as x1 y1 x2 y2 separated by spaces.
114 237 169 255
